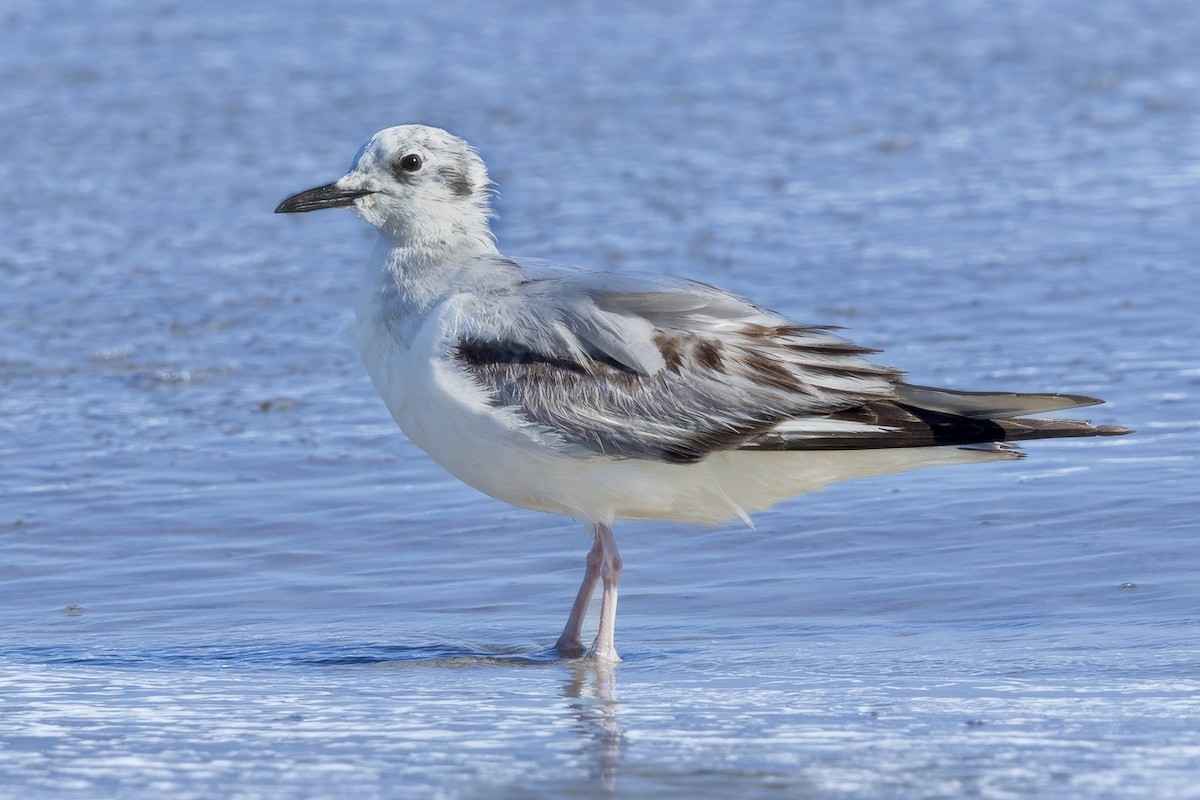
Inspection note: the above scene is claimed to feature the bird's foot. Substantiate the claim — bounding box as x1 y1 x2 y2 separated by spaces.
589 643 621 664
553 637 621 663
554 636 587 659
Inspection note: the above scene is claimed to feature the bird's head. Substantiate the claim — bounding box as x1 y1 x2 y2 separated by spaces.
276 124 495 251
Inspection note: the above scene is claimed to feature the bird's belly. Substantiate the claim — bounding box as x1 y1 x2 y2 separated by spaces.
356 304 593 516
356 308 739 522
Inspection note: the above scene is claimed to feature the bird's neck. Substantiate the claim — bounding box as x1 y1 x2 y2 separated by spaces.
368 227 498 317
383 232 497 265
374 200 498 264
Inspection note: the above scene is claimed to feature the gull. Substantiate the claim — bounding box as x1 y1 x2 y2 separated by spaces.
276 124 1130 662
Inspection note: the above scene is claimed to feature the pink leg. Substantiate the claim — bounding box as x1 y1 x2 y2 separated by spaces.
590 522 622 663
555 522 623 661
555 528 604 657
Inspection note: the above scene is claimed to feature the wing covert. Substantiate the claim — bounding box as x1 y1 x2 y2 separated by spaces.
443 264 902 463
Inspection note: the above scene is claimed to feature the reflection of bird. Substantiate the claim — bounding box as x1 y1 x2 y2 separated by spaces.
564 661 622 792
277 125 1131 662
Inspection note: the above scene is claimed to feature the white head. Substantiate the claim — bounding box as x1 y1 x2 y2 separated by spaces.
277 125 496 255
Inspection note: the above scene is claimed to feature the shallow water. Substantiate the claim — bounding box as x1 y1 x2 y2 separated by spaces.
2 0 1199 797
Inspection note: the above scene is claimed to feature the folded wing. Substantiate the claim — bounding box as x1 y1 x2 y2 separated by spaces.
443 258 1129 463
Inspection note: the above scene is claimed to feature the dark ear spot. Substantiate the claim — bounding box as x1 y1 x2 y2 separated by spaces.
438 165 474 198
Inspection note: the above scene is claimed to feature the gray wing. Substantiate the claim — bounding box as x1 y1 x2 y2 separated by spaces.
443 258 1129 461
445 259 903 463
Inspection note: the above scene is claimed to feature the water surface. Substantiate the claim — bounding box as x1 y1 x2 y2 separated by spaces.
2 0 1198 797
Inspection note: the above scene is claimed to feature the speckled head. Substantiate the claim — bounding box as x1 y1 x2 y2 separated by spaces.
276 124 495 248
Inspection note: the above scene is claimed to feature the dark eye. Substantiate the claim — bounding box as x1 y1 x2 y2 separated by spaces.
399 153 422 172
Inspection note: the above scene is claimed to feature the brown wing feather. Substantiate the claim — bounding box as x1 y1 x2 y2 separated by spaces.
454 325 899 464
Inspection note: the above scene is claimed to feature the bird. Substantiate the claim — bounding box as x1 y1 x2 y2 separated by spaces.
276 124 1130 662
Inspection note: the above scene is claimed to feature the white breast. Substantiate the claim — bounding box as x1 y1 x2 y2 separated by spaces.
355 268 589 516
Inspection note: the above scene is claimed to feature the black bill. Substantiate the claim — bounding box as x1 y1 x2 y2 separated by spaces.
275 183 372 213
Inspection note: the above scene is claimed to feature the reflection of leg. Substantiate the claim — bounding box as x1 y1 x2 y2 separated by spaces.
591 522 622 662
592 661 622 791
562 660 623 792
555 526 604 657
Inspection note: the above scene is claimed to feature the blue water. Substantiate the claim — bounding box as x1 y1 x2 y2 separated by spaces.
2 0 1199 797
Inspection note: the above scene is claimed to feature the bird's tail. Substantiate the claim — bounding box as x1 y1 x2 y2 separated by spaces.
894 383 1103 419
